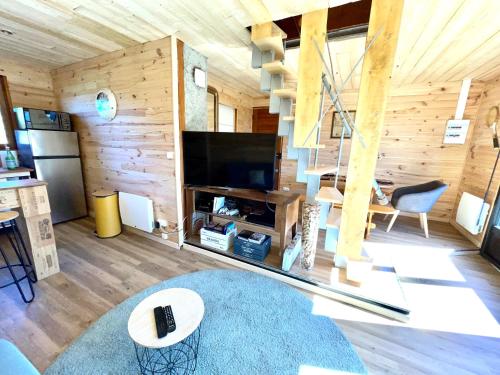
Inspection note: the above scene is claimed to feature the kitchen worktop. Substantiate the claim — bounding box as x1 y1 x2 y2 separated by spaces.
0 167 33 175
0 178 47 191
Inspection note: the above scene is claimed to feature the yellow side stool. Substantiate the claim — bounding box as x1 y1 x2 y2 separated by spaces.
92 190 122 238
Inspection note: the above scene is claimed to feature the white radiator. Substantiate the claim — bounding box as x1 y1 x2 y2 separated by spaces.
456 192 490 235
119 192 155 233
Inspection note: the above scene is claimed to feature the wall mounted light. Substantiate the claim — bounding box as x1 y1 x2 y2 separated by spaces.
193 67 206 88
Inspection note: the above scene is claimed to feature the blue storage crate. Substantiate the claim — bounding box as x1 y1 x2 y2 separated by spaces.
234 235 271 262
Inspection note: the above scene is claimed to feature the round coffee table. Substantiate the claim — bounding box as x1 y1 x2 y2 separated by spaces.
128 288 204 374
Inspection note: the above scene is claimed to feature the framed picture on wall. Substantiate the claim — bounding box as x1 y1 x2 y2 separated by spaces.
331 110 356 138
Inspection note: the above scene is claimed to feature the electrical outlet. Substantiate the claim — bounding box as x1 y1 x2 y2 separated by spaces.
161 232 169 240
282 186 290 192
157 219 168 228
166 151 174 160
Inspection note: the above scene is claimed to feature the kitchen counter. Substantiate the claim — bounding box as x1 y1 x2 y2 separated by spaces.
0 178 59 280
0 178 47 191
0 167 33 180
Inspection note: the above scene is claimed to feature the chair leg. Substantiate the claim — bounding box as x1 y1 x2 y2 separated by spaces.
386 210 400 232
365 212 374 239
12 220 37 283
0 243 35 304
4 222 35 285
420 213 429 238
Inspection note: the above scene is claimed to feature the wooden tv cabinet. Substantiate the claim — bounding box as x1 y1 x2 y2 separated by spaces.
184 186 300 252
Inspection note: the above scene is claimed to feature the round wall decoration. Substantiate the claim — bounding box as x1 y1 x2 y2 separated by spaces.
95 89 117 121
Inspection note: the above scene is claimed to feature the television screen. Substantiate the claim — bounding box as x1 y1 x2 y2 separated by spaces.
183 131 277 191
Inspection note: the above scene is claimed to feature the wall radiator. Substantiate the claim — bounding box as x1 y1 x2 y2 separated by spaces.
456 192 490 235
118 192 155 233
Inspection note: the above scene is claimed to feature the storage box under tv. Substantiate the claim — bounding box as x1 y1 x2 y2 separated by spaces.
234 235 272 261
200 227 236 251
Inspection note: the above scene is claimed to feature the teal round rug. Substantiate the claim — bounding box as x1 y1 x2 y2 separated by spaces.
45 269 366 374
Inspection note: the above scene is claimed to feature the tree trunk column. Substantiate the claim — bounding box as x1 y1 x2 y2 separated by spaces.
301 202 321 270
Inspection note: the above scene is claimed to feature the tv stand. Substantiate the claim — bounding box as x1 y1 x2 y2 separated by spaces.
184 186 300 252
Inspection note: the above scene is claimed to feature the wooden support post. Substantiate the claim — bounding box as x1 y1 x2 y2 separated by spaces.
336 0 404 261
293 9 328 148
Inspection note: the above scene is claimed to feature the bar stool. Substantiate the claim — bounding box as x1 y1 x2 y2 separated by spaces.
0 211 36 303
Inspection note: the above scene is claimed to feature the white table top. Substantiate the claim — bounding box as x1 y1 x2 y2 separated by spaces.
127 288 204 349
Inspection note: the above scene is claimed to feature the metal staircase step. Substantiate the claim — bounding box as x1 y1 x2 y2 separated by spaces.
269 74 284 114
261 61 297 81
296 144 325 149
251 23 286 60
286 125 299 160
304 166 339 176
296 148 310 183
315 186 344 204
277 99 292 136
326 207 342 228
259 50 275 92
273 88 296 99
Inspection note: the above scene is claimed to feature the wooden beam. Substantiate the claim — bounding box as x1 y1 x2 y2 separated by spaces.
336 0 404 261
293 9 328 148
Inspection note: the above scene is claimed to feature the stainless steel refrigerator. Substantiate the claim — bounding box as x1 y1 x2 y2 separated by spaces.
15 129 87 223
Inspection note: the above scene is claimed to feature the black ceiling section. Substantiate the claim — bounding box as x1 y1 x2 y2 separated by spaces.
247 0 371 47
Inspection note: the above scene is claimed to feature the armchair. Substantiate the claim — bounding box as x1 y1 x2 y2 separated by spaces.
387 180 448 238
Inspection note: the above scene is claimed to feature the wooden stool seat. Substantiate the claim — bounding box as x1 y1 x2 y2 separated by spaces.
0 211 19 223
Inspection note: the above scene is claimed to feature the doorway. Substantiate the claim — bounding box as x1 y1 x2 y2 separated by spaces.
252 107 282 190
482 190 500 267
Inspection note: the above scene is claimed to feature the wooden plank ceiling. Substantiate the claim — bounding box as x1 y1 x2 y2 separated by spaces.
0 0 356 97
285 0 500 91
0 0 499 97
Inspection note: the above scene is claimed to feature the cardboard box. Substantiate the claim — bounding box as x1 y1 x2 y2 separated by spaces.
234 235 271 262
24 213 59 280
200 228 235 251
32 243 60 280
0 189 20 210
18 186 51 218
25 213 56 249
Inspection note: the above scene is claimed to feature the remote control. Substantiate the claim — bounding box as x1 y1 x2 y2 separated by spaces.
154 306 168 338
165 305 176 333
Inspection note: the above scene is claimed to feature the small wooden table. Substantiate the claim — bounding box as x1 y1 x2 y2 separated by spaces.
128 288 204 374
185 186 301 252
0 179 59 280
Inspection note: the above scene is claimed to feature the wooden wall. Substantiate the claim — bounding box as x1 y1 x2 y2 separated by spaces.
280 80 484 221
451 76 500 246
51 37 180 239
208 70 253 132
0 57 58 109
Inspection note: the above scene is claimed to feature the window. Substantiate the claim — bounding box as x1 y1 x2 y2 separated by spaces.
207 86 218 132
218 104 236 132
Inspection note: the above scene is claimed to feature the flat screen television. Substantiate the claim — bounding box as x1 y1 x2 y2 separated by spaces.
183 131 277 191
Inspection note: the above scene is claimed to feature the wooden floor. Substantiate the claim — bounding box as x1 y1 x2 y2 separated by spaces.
191 215 478 311
0 218 498 374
